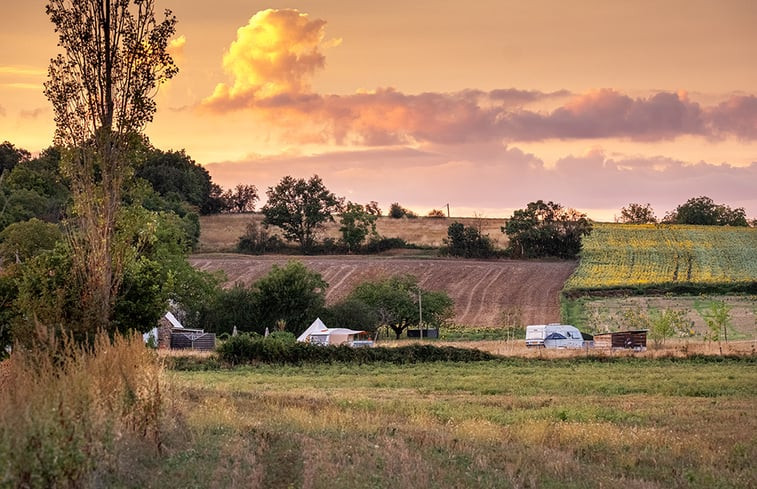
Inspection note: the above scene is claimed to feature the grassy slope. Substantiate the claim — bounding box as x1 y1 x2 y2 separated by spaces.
119 359 756 489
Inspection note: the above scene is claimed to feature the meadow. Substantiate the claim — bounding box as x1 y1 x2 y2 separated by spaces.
564 223 757 295
138 357 757 489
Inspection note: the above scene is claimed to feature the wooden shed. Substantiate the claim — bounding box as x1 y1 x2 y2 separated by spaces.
593 330 647 350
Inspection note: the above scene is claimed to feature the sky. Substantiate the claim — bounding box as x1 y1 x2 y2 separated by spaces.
2 0 756 221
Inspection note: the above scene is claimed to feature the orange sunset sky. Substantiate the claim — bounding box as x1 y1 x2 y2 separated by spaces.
2 0 756 220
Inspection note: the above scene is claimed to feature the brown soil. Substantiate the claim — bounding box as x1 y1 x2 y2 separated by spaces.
197 213 508 252
189 253 577 327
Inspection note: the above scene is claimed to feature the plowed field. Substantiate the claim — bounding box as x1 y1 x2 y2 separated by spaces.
189 254 577 326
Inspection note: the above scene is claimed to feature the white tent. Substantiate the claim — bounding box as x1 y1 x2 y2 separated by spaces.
297 318 366 346
297 318 329 342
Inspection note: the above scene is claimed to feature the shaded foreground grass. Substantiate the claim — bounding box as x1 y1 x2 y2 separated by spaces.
144 358 756 489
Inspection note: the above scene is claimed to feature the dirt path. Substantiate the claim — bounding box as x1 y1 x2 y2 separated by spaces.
189 254 577 326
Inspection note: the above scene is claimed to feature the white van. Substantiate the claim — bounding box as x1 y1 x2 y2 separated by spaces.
525 324 584 349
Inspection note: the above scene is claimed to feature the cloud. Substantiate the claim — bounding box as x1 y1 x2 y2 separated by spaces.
20 107 48 119
200 9 757 146
203 9 337 109
706 95 757 140
0 66 45 76
205 144 757 219
167 34 186 61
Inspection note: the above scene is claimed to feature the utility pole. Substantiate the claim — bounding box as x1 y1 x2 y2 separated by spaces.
418 287 423 339
446 203 450 218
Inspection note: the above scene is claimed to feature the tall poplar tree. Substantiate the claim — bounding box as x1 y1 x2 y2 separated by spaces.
44 0 177 331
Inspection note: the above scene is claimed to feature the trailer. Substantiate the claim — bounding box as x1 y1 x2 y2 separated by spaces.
525 323 585 349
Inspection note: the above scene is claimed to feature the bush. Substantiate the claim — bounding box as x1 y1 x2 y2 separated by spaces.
216 334 496 365
362 236 409 253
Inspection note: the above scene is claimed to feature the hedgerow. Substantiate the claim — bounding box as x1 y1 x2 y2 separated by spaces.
216 334 496 365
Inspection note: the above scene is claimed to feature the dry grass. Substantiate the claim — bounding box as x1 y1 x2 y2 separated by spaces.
0 329 175 488
427 338 757 358
161 357 756 489
197 213 508 252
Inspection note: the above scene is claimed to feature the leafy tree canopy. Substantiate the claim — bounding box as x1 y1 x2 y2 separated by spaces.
348 275 454 339
503 200 592 259
445 222 495 258
618 203 657 224
665 196 747 226
339 201 378 252
262 175 342 253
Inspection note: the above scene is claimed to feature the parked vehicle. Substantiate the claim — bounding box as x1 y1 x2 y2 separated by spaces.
525 323 585 349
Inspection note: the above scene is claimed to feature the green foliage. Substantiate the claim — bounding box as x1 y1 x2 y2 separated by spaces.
0 141 31 174
362 236 409 253
137 148 221 214
699 300 732 344
348 275 454 339
254 261 328 335
322 297 380 333
262 175 342 252
217 334 495 365
504 200 592 259
619 202 657 224
339 201 378 252
0 147 69 227
237 220 284 254
621 308 690 348
0 331 168 487
444 221 496 258
198 261 327 337
666 196 748 226
199 282 258 336
0 218 62 265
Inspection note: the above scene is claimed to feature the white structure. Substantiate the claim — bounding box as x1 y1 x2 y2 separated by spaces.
297 318 370 346
525 323 584 349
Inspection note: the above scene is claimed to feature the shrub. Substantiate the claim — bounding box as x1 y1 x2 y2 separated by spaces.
216 334 495 365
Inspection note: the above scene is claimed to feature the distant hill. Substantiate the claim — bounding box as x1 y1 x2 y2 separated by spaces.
190 254 576 327
197 213 508 252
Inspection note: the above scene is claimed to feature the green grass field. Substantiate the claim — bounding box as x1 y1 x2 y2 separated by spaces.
117 358 757 489
564 223 757 295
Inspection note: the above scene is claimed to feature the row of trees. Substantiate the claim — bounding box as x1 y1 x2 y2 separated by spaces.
619 197 750 226
195 261 454 340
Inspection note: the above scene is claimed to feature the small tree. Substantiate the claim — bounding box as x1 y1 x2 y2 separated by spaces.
365 201 382 216
427 209 446 218
339 202 378 252
228 184 259 213
618 203 657 224
388 202 416 219
700 300 732 353
348 275 453 339
262 175 342 253
503 200 592 259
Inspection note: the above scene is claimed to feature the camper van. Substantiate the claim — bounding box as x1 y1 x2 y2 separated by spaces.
525 324 584 349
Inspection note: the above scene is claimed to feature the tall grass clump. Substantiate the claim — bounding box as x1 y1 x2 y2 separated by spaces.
0 327 172 488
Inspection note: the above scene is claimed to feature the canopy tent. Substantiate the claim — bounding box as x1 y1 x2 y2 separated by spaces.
297 318 329 342
297 318 366 346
